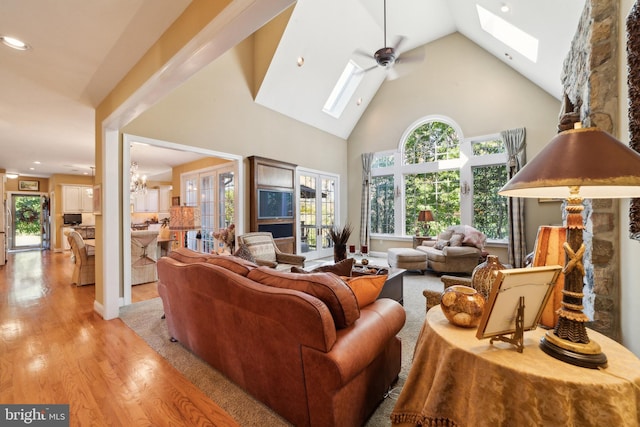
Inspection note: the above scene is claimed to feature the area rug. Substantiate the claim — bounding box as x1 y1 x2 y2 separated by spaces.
120 271 446 426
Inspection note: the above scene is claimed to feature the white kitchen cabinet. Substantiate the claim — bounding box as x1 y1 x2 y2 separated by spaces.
133 189 159 213
158 185 172 213
63 185 93 213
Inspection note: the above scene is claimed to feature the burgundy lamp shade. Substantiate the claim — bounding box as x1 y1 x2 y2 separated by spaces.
418 210 434 222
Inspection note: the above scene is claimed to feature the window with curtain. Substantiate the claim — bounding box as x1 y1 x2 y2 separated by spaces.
370 118 508 240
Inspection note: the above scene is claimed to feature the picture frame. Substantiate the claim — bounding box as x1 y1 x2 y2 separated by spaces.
93 184 102 215
19 180 39 191
171 196 180 206
476 265 562 340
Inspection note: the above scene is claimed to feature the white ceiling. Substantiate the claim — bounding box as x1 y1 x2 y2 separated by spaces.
0 0 585 179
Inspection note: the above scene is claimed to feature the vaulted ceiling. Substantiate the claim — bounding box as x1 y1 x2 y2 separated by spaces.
0 0 585 179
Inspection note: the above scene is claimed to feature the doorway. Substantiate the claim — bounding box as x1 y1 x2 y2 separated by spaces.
297 170 339 260
10 193 46 251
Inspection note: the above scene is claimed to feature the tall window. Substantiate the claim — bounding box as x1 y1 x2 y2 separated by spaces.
370 117 508 240
182 164 236 252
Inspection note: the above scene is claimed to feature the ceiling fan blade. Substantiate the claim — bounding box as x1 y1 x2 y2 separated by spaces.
392 35 407 52
396 47 425 65
386 67 400 81
354 48 375 61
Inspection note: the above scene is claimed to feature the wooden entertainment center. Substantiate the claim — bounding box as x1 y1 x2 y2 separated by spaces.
248 156 297 253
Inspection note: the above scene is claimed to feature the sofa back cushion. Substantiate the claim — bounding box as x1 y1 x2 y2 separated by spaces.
205 255 256 276
168 247 216 263
247 267 360 329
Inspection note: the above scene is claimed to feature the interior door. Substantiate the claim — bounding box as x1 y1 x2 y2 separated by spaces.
298 171 338 260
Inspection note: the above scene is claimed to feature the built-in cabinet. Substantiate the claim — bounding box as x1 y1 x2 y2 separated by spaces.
132 188 159 213
158 185 172 213
63 185 93 213
248 156 297 253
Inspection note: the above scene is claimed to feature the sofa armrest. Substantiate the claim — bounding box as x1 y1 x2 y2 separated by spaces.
442 246 481 257
276 253 306 267
301 298 405 389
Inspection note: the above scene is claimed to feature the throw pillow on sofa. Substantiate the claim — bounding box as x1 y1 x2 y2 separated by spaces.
434 239 450 250
247 267 360 329
341 275 387 308
233 244 256 263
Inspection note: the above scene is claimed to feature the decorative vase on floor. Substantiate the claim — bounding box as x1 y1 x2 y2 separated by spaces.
440 285 485 328
471 255 506 301
334 244 347 263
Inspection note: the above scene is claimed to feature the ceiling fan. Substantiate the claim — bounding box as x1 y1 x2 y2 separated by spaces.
355 0 425 80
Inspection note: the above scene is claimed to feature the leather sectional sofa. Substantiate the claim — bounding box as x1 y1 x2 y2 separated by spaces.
157 248 406 426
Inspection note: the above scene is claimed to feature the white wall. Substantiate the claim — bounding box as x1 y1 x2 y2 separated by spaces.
347 33 563 253
619 0 640 356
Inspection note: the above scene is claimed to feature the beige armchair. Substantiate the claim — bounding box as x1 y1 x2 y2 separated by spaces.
131 230 159 285
67 230 95 286
236 232 305 271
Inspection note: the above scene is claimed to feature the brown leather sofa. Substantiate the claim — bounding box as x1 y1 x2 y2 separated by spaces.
157 248 405 427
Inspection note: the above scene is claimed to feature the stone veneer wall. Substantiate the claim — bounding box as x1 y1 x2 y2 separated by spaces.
560 0 620 340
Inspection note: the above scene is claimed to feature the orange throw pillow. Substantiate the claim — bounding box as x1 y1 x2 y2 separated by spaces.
342 275 387 308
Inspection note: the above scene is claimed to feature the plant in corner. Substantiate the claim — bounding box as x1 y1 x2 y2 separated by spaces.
329 223 352 263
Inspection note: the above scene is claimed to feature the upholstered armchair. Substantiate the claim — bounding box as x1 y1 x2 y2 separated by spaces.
131 230 159 285
236 232 305 271
67 230 95 286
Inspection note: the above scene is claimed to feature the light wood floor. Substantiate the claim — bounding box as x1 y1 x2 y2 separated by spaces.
0 250 238 427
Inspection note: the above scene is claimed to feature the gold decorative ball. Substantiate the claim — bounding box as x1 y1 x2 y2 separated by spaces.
361 258 369 265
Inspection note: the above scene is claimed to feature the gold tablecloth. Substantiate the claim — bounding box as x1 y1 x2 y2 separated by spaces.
391 306 640 427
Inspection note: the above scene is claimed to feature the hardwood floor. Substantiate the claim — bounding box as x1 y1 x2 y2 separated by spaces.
0 250 238 426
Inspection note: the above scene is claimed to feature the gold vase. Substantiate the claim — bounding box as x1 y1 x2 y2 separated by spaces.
440 285 485 328
471 255 506 301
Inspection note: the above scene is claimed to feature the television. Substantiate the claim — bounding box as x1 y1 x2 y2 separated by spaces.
63 213 82 225
258 189 293 219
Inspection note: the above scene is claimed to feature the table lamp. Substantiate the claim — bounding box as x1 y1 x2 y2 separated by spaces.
169 205 201 248
499 126 640 368
417 209 435 236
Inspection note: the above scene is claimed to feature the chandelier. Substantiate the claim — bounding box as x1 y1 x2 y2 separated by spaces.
130 161 147 194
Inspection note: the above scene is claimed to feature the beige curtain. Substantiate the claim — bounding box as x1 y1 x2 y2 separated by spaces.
501 128 527 267
360 153 374 250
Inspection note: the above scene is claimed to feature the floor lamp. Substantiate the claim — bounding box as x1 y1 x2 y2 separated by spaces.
169 205 200 248
499 126 640 369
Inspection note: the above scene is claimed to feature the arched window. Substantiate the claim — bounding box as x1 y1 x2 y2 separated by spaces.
369 116 508 240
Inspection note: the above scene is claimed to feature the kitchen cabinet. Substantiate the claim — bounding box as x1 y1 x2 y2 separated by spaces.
63 185 93 213
133 189 159 213
158 185 172 213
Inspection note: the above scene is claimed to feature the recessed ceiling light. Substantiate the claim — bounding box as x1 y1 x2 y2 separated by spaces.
500 4 510 13
33 161 41 164
297 56 305 67
0 35 31 51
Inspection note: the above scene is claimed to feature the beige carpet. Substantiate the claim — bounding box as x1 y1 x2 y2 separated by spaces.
120 270 447 426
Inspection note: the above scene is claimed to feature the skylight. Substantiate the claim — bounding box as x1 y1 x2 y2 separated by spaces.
476 4 538 63
323 60 364 119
